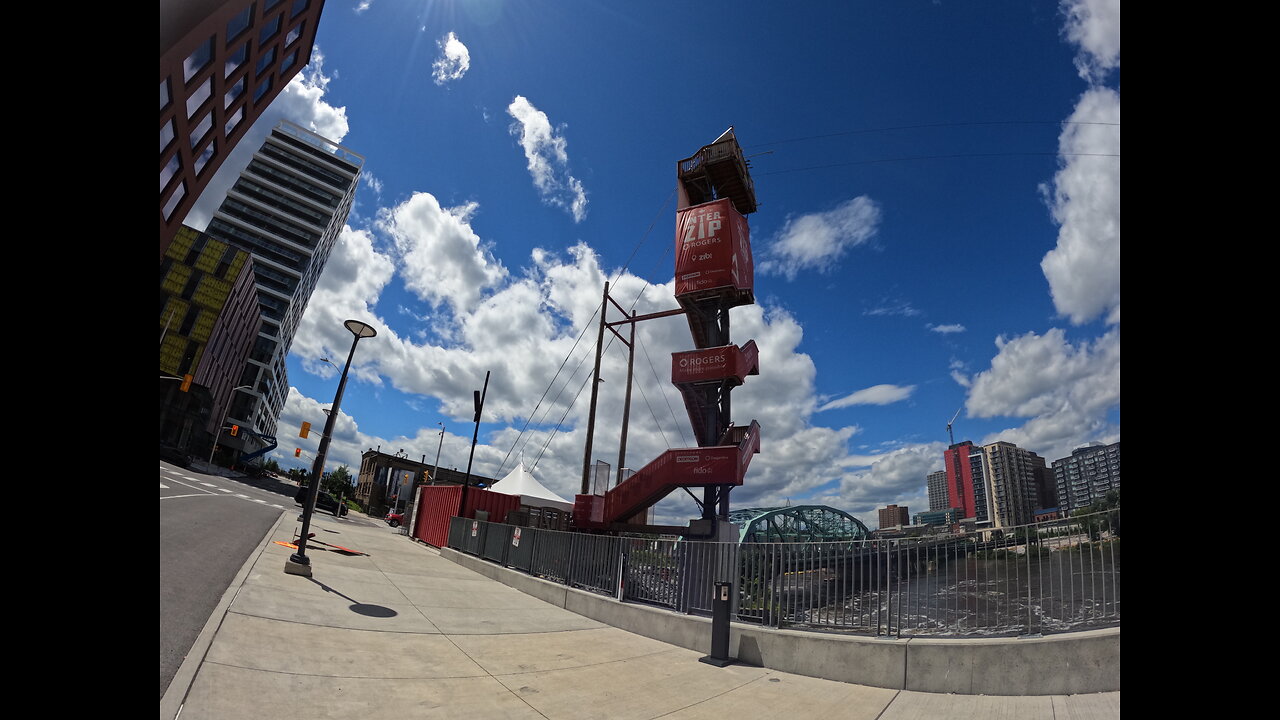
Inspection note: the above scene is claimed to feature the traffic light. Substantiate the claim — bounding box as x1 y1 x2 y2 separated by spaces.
230 424 239 437
295 448 302 457
300 421 311 439
179 374 194 392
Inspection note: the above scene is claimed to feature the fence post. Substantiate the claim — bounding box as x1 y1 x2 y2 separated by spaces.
617 545 626 601
566 532 578 587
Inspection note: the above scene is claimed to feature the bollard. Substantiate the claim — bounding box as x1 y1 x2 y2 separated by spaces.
698 581 735 667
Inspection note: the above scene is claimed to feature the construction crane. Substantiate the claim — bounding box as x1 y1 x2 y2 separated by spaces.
946 407 962 445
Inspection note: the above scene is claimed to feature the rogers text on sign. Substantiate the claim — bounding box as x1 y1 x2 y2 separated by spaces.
678 355 727 368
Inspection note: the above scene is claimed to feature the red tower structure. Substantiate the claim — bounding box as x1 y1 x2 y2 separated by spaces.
573 129 762 537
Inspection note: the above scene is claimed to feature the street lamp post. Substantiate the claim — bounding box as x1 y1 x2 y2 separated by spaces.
432 422 445 483
286 319 377 577
208 385 255 466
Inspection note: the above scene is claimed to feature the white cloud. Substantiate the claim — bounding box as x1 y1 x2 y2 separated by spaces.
952 0 1121 467
283 232 880 524
355 1 373 15
818 384 916 411
813 443 946 527
1041 0 1120 327
760 196 881 280
1060 0 1121 83
181 48 351 232
949 358 971 389
864 300 921 318
378 192 508 314
290 226 395 378
506 96 589 222
1039 88 1120 326
929 323 966 334
966 328 1119 462
432 32 471 85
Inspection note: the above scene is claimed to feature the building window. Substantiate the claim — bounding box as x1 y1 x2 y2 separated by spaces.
256 47 277 76
285 20 304 47
225 76 246 108
186 77 213 118
225 42 248 79
160 119 175 153
253 77 273 104
162 182 187 220
290 0 308 18
184 37 214 83
195 140 216 176
226 106 245 135
226 4 255 43
161 153 181 193
259 14 282 45
281 50 299 72
190 112 213 147
160 78 171 111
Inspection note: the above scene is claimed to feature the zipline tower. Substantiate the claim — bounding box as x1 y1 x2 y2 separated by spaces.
574 128 762 538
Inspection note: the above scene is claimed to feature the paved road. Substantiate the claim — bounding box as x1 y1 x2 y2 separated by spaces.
159 462 373 698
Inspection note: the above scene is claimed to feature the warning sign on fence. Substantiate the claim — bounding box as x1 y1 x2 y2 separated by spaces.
512 527 522 547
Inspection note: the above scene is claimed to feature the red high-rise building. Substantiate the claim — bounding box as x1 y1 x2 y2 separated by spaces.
944 441 978 519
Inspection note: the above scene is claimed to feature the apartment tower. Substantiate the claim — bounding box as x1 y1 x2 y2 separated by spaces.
204 120 362 444
1052 441 1121 515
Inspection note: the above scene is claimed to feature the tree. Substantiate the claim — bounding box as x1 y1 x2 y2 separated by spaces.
321 465 354 496
1073 490 1121 540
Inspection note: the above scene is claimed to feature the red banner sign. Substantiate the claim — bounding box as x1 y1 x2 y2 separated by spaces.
674 198 753 296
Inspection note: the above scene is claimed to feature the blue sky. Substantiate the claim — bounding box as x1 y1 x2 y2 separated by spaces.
186 0 1120 528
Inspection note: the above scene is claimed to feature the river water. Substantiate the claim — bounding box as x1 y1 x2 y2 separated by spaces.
778 541 1121 637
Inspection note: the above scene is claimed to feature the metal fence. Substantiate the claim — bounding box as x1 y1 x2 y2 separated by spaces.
446 509 1120 637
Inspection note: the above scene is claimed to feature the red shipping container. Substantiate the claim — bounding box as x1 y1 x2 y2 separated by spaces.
674 198 753 297
671 340 759 386
413 485 521 547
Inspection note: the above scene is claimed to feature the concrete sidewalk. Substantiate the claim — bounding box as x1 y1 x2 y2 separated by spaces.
161 512 1121 720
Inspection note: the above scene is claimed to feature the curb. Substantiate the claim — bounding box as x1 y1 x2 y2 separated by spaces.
160 510 287 720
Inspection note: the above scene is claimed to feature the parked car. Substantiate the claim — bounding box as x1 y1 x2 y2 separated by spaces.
294 486 349 517
384 510 404 528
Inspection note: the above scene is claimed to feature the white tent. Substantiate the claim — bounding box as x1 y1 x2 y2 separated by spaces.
488 460 574 512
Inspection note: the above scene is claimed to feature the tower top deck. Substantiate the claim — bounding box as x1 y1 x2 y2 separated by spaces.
676 127 758 215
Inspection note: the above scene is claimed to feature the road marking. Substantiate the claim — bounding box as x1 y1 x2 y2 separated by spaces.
235 494 250 499
252 498 267 504
180 475 201 482
160 493 219 500
167 478 215 494
218 488 232 493
160 483 169 489
201 482 217 487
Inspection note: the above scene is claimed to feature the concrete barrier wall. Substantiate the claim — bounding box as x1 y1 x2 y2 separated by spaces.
439 546 1119 695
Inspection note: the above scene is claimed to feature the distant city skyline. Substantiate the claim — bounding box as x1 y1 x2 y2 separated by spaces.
179 0 1120 529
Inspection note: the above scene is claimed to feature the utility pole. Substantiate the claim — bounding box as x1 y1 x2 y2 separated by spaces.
459 371 490 516
581 281 609 495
